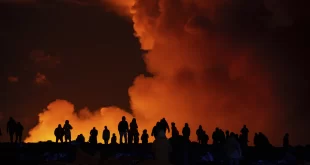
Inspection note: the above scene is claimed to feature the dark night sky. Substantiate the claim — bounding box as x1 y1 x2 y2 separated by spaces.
0 2 146 135
0 1 309 144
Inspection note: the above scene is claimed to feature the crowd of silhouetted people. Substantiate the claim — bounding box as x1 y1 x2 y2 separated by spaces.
0 116 300 165
1 116 291 149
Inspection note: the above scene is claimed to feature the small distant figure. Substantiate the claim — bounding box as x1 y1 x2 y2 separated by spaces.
118 116 129 144
63 120 73 142
15 122 24 143
111 133 117 144
159 118 170 134
129 118 139 144
283 133 289 149
240 125 249 144
219 129 225 144
182 123 190 140
201 131 209 144
171 122 179 138
89 127 98 144
196 125 204 144
7 117 16 143
76 134 85 143
54 124 64 143
141 129 149 144
151 122 160 139
102 126 110 144
212 128 220 145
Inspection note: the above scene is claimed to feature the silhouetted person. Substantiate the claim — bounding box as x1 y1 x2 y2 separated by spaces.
129 118 139 144
89 127 98 144
219 129 225 144
7 117 16 143
225 132 242 165
196 125 204 144
151 122 160 139
182 123 190 140
141 129 149 144
102 126 110 144
283 133 289 149
201 131 209 144
63 120 72 142
111 133 117 144
158 118 170 134
240 125 249 144
0 128 2 136
54 124 64 143
171 122 179 138
118 116 128 144
15 122 23 143
212 127 220 144
76 134 85 143
226 130 230 140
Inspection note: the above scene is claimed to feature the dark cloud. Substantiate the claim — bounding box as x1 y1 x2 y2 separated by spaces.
34 72 49 85
30 50 60 69
8 76 19 83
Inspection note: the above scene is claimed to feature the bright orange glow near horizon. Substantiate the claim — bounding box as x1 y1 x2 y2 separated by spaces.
25 100 135 143
25 0 287 146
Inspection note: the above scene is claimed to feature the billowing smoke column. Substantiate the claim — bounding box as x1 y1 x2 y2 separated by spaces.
26 0 288 145
25 100 133 142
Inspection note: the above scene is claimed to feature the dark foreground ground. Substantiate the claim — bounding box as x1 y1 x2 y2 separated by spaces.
0 142 309 165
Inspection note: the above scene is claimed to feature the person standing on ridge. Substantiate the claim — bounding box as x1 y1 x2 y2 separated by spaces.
15 122 24 143
118 116 129 144
283 133 289 149
182 123 191 141
141 129 149 144
54 124 64 143
130 118 139 144
151 122 160 139
7 117 16 143
159 118 170 134
171 122 179 138
102 126 110 144
196 125 204 144
240 125 249 144
111 133 117 144
63 120 73 142
89 127 98 144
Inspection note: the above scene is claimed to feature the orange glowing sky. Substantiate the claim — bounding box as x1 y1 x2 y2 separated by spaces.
24 0 295 146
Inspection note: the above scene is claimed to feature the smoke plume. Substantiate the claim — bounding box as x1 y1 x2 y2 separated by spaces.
26 100 133 142
25 0 305 145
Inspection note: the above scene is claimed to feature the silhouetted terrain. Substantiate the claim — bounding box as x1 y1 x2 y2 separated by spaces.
1 142 309 165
